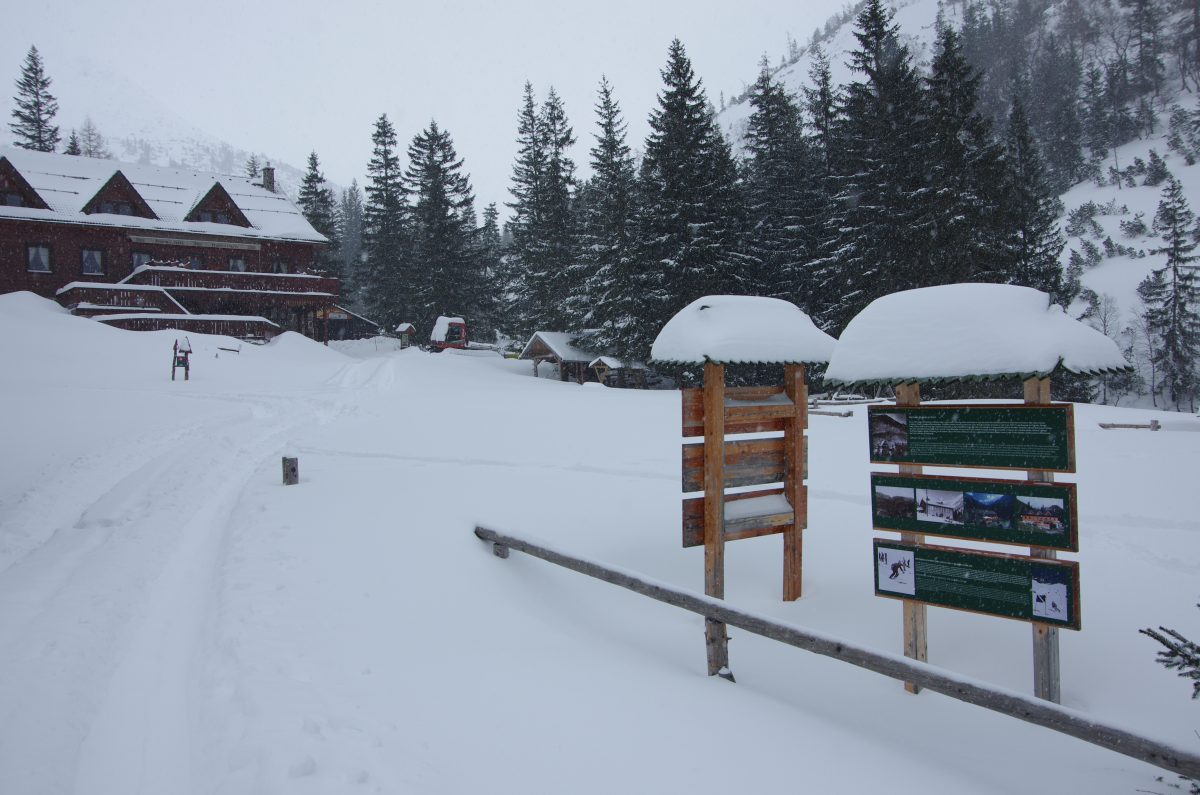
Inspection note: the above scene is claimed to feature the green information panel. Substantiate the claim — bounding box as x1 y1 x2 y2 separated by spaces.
871 472 1078 551
867 404 1075 471
873 540 1081 630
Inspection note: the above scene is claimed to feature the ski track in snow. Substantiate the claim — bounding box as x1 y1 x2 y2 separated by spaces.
0 377 361 794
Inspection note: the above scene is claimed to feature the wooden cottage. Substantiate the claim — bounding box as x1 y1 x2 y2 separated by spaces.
0 146 334 340
518 331 602 383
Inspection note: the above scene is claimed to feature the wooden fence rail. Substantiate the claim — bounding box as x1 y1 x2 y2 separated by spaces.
473 525 1200 781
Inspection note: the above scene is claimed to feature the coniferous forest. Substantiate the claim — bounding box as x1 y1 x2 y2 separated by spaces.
324 0 1199 402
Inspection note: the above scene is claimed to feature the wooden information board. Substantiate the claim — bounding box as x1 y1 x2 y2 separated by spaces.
867 404 1075 472
870 472 1078 552
873 539 1081 630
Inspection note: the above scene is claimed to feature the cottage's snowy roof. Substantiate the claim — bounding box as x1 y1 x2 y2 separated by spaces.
518 331 599 363
0 147 326 244
650 295 835 365
589 355 645 370
824 284 1130 387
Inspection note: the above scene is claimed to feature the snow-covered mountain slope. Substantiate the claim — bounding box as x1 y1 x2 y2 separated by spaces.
0 291 1197 793
0 56 310 198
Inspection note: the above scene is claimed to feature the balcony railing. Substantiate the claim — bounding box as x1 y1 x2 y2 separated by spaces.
122 265 339 297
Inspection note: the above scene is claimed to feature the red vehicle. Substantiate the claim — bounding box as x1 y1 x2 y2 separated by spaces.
429 316 468 352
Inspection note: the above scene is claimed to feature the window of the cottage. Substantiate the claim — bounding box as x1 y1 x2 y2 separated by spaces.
81 248 104 276
26 244 50 272
132 251 152 271
4 192 26 207
271 259 290 274
228 256 246 272
187 254 203 269
99 200 134 215
198 210 233 224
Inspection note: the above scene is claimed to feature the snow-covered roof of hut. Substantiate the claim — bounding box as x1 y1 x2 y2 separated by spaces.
824 284 1129 387
0 146 326 244
650 295 835 365
518 331 598 363
395 322 415 334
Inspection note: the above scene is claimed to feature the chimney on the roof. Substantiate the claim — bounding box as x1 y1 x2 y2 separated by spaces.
261 165 276 193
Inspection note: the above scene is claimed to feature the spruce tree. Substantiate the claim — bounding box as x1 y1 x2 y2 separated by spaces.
629 39 751 361
1001 97 1069 302
63 130 81 155
802 45 836 178
245 155 261 179
743 57 821 309
503 82 547 339
574 77 638 355
811 0 933 333
473 202 504 337
337 181 365 309
362 114 410 328
404 120 483 332
529 87 577 331
1028 37 1085 192
1144 176 1200 411
10 46 60 152
298 151 341 279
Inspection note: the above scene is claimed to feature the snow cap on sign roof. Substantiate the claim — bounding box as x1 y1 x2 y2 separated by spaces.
650 295 836 365
824 283 1130 387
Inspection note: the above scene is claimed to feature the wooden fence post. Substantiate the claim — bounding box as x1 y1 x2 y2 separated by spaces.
1025 376 1061 704
703 361 731 678
282 456 299 486
895 382 927 693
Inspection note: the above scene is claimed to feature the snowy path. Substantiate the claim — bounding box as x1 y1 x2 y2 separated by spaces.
0 367 359 793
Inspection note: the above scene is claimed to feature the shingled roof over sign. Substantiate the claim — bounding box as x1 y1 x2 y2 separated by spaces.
650 295 836 365
0 146 326 244
824 284 1131 387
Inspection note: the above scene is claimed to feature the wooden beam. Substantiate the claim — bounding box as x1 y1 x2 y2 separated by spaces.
473 525 1200 782
894 382 927 693
703 362 730 677
681 437 787 492
783 364 806 601
1026 376 1061 704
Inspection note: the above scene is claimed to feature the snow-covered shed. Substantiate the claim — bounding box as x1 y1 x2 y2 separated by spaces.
394 322 416 347
518 331 603 383
824 284 1129 387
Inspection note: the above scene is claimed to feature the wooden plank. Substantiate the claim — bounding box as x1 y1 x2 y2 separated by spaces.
1026 376 1062 704
726 385 785 401
682 437 786 492
475 525 1200 783
783 364 806 601
682 488 791 547
724 401 796 425
703 362 729 676
895 382 927 694
681 388 790 437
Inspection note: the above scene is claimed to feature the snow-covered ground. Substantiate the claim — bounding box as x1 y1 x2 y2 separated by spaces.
1 292 1197 794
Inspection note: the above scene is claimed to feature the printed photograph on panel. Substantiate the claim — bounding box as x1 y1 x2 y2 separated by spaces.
874 485 916 521
870 412 909 461
1031 564 1070 620
916 488 964 526
964 492 1016 531
1017 495 1067 535
876 547 916 596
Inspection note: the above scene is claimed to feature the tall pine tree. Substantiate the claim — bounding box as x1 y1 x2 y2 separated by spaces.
10 46 60 152
337 181 365 309
298 151 341 279
362 114 410 328
1143 175 1200 410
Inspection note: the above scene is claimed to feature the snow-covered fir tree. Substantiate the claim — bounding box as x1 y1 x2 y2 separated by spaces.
1142 175 1200 411
502 82 547 339
404 120 486 332
245 155 261 180
9 46 60 152
628 39 750 360
571 77 638 357
63 130 80 155
362 114 411 328
297 151 341 279
337 181 365 309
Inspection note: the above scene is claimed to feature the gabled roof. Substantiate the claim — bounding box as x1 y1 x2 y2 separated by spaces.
0 156 50 209
183 182 252 228
651 295 835 365
82 170 158 219
0 146 326 244
518 331 600 363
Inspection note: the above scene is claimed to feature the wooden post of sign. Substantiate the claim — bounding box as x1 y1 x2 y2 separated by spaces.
703 361 731 678
895 382 928 693
1025 376 1061 703
783 364 807 601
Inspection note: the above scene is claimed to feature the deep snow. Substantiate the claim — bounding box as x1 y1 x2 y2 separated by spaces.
0 292 1197 794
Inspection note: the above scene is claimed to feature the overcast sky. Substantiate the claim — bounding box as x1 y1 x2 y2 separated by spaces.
5 0 852 214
